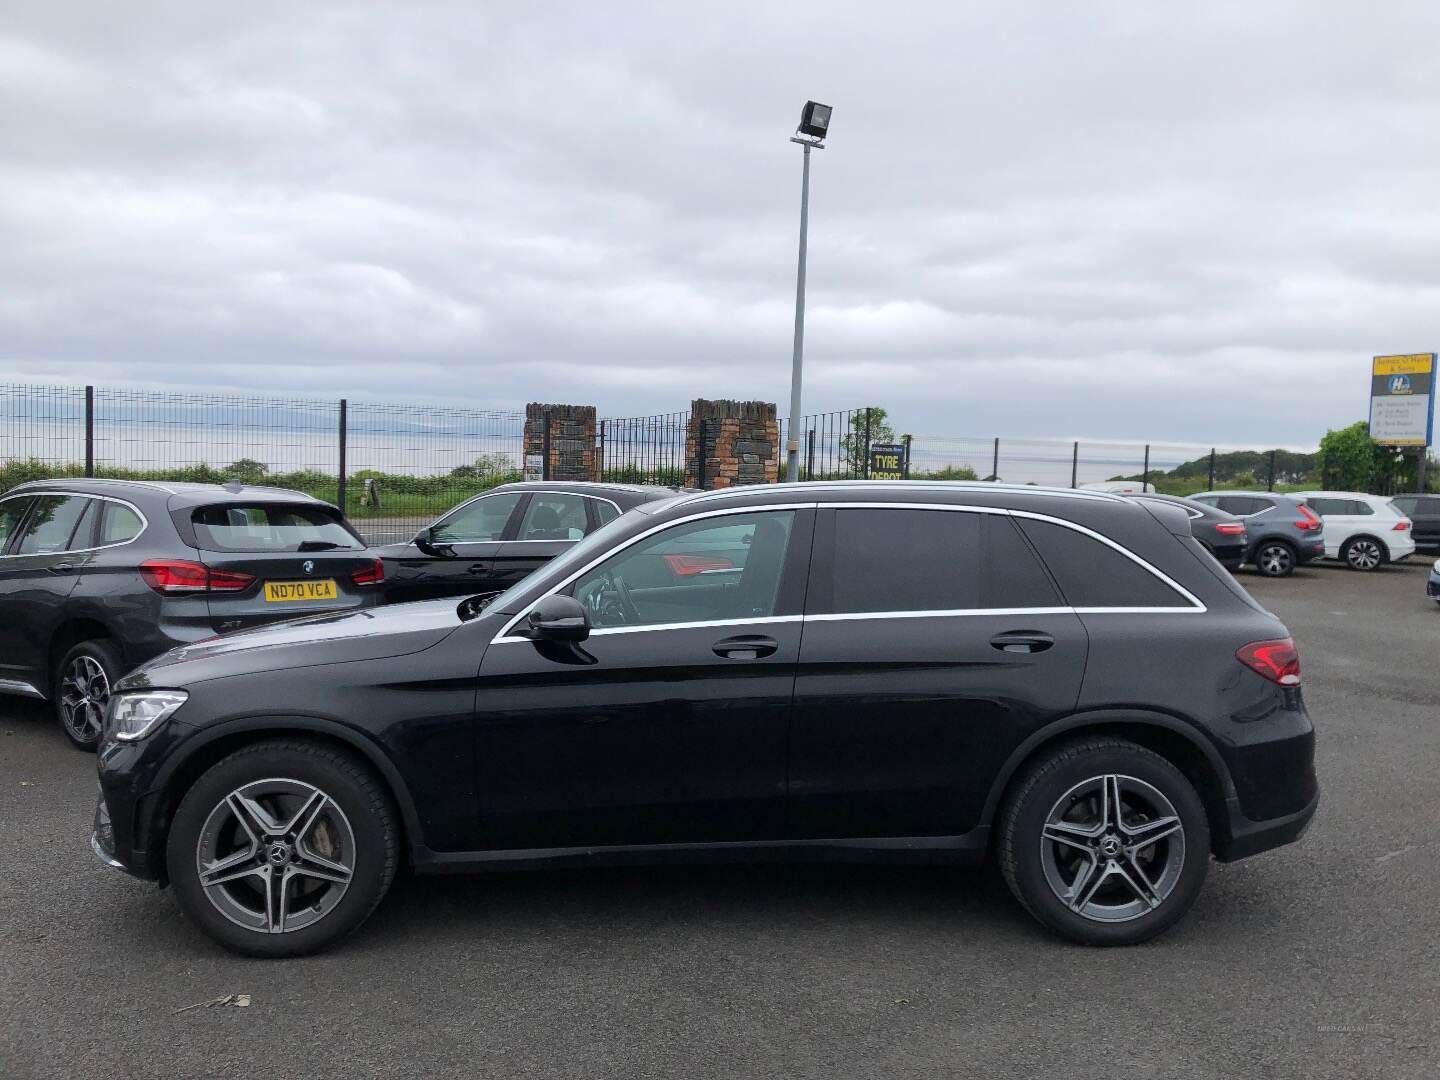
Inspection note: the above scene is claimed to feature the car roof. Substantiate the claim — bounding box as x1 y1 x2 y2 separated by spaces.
490 481 683 500
5 478 334 509
635 481 1138 517
1293 490 1388 500
1196 490 1295 500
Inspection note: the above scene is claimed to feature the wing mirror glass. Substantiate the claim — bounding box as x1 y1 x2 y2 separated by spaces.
525 594 590 642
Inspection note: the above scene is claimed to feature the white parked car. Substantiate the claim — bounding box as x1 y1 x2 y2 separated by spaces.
1294 491 1416 570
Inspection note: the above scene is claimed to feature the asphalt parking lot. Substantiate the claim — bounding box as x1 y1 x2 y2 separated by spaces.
2 559 1438 1080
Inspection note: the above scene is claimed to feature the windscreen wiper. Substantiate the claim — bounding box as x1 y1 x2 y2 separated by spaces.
297 540 346 552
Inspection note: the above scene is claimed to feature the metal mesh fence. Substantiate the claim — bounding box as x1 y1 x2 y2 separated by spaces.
0 384 89 488
597 413 687 487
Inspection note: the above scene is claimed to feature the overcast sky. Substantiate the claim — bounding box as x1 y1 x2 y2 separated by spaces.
3 1 1438 445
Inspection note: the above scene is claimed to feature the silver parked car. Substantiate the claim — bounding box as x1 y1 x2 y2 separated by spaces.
1190 492 1326 577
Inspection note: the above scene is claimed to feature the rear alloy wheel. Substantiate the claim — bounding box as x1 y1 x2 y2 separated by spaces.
998 738 1210 945
1342 537 1384 571
1253 541 1295 578
167 739 399 957
55 639 124 751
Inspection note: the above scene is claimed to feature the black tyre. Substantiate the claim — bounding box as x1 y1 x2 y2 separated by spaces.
54 638 124 751
997 737 1210 946
1341 536 1385 571
166 739 399 957
1252 540 1296 578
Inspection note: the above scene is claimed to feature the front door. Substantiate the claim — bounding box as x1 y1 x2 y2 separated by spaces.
473 507 812 850
386 490 524 602
788 506 1089 840
0 495 94 690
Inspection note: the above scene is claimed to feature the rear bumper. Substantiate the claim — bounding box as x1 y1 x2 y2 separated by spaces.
1216 788 1319 862
1295 538 1326 564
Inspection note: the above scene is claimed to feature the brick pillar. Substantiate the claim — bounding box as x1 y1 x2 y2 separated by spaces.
685 400 779 489
524 404 597 482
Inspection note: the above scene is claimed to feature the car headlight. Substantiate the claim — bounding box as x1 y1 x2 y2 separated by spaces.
1433 558 1440 573
108 690 189 742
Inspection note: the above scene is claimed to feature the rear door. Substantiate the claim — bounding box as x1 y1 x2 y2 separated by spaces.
385 490 523 602
788 506 1089 840
0 495 93 687
488 492 600 593
1417 497 1440 547
182 502 380 633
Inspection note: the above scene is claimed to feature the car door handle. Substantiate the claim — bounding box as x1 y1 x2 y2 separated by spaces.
989 630 1055 654
48 562 76 574
712 634 779 660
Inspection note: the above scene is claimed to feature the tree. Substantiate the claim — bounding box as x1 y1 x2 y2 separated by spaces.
839 407 895 469
1317 421 1389 491
223 458 268 483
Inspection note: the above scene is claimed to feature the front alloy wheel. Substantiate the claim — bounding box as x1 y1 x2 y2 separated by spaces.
1344 537 1383 571
167 740 399 956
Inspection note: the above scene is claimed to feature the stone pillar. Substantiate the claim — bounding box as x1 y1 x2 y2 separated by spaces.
685 399 780 489
524 404 598 482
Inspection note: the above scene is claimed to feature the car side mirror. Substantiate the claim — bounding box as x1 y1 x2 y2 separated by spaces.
414 527 443 555
524 594 590 642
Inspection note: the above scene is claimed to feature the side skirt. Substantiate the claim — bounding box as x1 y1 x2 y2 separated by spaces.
413 830 992 875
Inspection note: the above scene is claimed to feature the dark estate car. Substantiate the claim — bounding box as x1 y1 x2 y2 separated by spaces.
1124 492 1248 571
0 479 383 749
1391 494 1440 551
93 481 1318 956
1191 491 1326 577
376 481 681 603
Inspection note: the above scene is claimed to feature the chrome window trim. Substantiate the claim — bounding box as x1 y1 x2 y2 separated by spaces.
431 489 624 545
492 499 1204 643
0 492 150 560
493 503 816 642
587 614 805 637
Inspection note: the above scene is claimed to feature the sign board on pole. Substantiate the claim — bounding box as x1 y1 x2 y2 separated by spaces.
868 443 907 480
1369 353 1436 447
523 453 545 481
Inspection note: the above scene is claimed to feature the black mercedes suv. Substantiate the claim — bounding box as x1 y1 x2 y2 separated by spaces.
0 479 383 749
93 482 1318 955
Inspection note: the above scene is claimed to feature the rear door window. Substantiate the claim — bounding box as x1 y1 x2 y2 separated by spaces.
1015 518 1193 609
593 499 622 527
1217 496 1266 516
0 496 35 553
433 492 523 543
191 504 363 552
1392 497 1418 515
516 493 589 541
1348 500 1374 516
814 508 1060 614
13 495 91 555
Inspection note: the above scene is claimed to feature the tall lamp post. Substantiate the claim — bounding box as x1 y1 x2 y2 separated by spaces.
786 100 832 483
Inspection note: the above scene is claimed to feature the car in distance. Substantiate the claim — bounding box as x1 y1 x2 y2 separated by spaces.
1123 492 1247 571
0 479 383 749
375 481 681 603
1293 491 1415 571
1190 491 1325 577
94 481 1317 955
1389 494 1439 552
1428 558 1440 604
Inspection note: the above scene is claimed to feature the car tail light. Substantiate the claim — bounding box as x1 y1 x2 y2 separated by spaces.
140 560 255 595
1294 505 1322 531
351 557 385 586
1393 521 1411 531
662 554 735 577
1236 638 1300 687
1214 522 1245 535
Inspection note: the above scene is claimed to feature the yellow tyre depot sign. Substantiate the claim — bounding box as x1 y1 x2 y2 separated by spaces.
1370 353 1436 447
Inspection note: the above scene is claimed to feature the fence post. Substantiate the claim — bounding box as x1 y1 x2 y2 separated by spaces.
1267 449 1276 492
806 429 816 481
84 385 95 478
596 420 606 481
336 399 348 510
542 409 553 481
696 417 708 490
1070 441 1079 488
861 410 872 479
1208 449 1216 491
1419 448 1428 495
1142 444 1150 492
991 437 1000 482
902 434 912 479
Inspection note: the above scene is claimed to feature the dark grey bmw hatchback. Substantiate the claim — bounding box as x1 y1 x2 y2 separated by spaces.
94 482 1318 955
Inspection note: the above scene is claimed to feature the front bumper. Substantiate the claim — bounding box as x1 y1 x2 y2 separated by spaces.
91 788 126 870
1427 568 1440 601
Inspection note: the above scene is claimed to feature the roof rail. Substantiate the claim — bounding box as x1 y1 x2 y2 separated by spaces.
680 480 1128 505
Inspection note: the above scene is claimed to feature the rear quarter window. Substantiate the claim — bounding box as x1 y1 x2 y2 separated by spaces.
190 503 362 552
1015 517 1194 609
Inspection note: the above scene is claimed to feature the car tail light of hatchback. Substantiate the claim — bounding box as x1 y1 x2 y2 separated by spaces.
1214 522 1246 535
140 560 255 595
1236 638 1301 687
1393 521 1411 531
351 558 386 586
1294 505 1322 531
662 554 735 577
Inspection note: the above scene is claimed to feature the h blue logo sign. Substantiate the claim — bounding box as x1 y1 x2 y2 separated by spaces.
1390 374 1412 394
